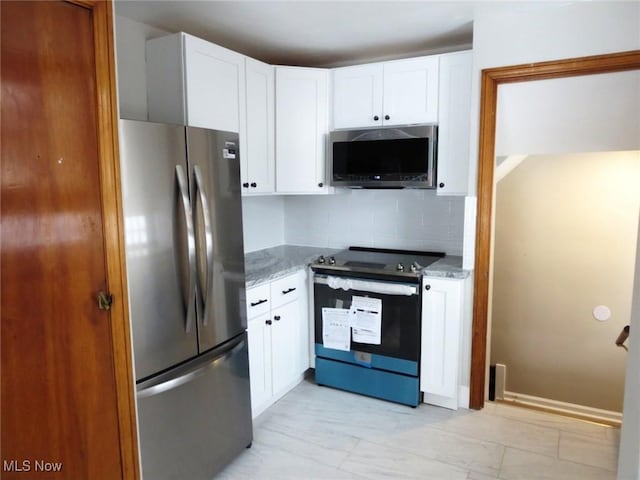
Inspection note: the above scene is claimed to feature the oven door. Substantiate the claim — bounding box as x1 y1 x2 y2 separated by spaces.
313 273 421 372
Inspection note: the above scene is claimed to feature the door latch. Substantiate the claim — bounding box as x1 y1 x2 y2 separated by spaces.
97 291 114 311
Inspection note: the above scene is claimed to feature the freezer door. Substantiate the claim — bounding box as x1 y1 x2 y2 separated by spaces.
136 332 253 480
119 120 198 380
187 127 247 352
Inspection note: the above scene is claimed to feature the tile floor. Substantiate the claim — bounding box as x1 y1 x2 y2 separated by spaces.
217 378 619 479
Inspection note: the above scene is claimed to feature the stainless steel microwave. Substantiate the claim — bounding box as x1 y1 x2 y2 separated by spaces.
329 125 437 189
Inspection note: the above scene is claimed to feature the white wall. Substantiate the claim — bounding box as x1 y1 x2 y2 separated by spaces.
491 151 640 412
284 190 464 255
469 1 640 195
114 16 169 120
469 3 640 475
241 196 286 252
496 71 640 157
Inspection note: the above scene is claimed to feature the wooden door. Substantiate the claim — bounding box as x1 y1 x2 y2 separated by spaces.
1 1 138 478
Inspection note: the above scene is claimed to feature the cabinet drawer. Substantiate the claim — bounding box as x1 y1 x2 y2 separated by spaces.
246 283 271 319
270 272 300 308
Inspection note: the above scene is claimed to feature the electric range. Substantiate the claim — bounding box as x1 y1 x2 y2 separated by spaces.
310 246 445 407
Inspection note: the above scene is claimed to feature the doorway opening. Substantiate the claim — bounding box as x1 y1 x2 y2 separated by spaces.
489 151 640 425
469 50 640 410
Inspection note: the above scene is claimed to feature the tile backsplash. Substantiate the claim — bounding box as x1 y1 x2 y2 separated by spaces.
242 196 286 252
284 189 464 255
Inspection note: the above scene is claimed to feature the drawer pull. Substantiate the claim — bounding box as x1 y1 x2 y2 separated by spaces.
250 298 268 307
274 315 281 321
282 287 296 295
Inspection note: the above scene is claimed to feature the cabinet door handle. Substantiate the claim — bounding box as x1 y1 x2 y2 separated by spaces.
250 182 257 188
282 287 296 295
242 182 249 188
265 319 272 326
250 299 268 307
439 182 445 188
425 285 431 291
373 115 379 121
274 315 281 321
384 115 390 120
318 182 323 188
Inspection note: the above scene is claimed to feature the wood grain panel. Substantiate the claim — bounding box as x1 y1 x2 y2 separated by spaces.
470 50 640 409
1 1 138 477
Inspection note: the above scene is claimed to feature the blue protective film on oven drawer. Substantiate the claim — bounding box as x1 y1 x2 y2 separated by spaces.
315 357 420 407
315 343 418 376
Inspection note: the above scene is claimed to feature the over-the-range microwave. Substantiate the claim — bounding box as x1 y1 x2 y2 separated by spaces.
329 125 437 189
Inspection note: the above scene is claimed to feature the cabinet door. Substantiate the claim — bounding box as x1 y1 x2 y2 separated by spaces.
275 67 329 194
332 63 383 129
420 277 463 409
247 312 272 417
184 34 245 132
270 300 301 396
242 57 275 194
382 56 439 126
437 51 472 196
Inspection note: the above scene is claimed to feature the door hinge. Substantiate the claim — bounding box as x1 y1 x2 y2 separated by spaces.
97 291 114 311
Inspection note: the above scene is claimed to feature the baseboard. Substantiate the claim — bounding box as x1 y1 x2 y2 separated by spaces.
502 390 622 427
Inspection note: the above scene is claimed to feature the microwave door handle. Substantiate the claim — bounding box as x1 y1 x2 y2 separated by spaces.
175 165 196 333
193 165 214 326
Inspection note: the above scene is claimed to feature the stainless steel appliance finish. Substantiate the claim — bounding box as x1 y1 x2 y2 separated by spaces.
119 119 252 480
136 334 252 480
330 125 438 189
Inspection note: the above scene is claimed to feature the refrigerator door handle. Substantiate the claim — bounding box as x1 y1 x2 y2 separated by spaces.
136 335 245 399
176 165 196 333
193 165 214 326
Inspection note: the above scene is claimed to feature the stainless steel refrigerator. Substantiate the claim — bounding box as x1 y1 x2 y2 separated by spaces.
119 119 252 479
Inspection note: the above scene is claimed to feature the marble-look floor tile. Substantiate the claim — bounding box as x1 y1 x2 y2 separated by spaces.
371 422 505 477
339 439 469 479
432 408 560 457
467 471 499 480
216 379 620 479
499 447 616 480
559 431 619 472
488 402 618 442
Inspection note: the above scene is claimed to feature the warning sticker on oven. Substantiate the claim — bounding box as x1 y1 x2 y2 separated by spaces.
350 296 382 345
322 307 351 351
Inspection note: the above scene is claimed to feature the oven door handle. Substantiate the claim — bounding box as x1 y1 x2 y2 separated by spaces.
314 274 419 296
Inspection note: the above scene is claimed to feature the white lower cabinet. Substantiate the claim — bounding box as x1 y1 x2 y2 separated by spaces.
246 270 309 417
420 276 464 410
247 312 272 413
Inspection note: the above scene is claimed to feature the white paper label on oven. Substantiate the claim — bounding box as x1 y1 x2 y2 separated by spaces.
350 296 382 345
322 307 351 352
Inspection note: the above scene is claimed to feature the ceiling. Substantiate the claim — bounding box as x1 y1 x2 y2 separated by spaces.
114 1 575 67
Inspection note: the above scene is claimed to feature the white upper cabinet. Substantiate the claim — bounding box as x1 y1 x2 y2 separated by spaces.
146 33 245 133
436 51 472 196
275 67 329 194
241 57 275 194
332 56 439 129
382 56 439 127
332 64 383 129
